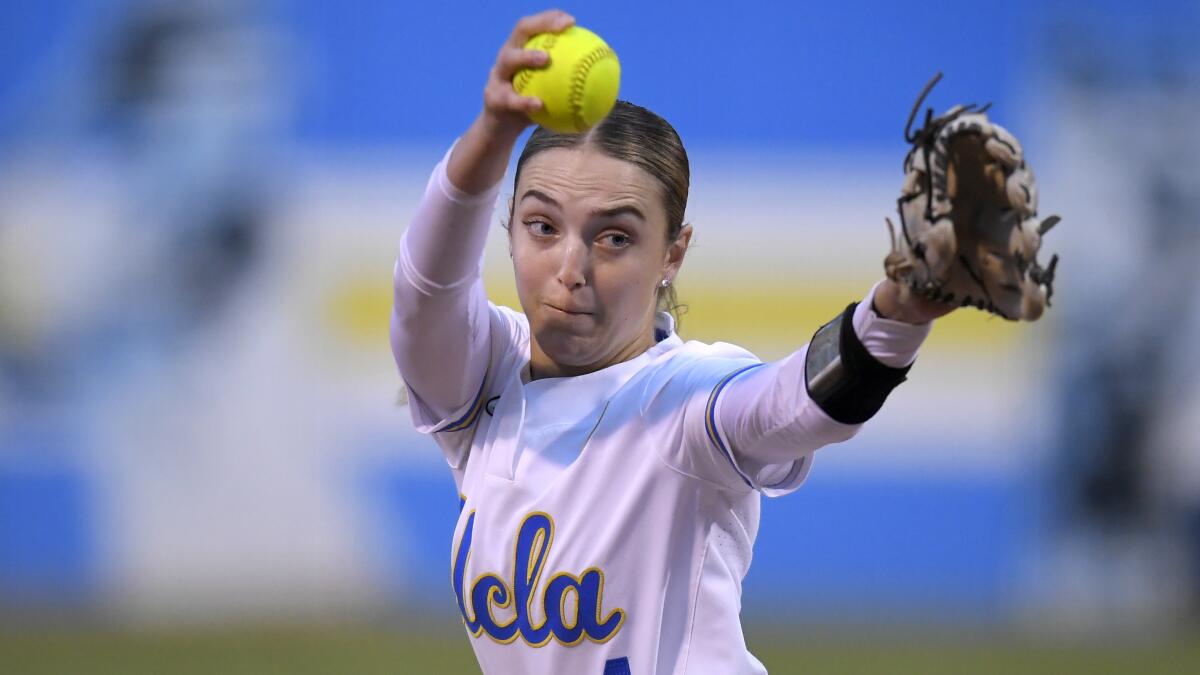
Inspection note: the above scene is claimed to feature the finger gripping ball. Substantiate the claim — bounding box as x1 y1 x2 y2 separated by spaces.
514 26 620 134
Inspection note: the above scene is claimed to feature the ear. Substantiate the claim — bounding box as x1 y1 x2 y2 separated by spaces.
662 223 693 283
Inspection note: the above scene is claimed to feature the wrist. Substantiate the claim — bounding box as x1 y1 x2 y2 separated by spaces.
474 111 527 147
872 297 924 325
872 279 945 325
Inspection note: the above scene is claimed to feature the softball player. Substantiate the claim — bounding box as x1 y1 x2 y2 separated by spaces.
391 10 950 674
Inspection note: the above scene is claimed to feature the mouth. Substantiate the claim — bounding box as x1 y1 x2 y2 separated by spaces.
545 303 593 317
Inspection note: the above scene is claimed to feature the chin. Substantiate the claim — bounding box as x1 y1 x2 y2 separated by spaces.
534 328 603 367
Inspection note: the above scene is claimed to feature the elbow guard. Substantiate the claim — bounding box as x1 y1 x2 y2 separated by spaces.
805 302 912 425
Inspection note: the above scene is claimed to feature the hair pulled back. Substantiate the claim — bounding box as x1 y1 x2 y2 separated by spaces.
511 100 690 319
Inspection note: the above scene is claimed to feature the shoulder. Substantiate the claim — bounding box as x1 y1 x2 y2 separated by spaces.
489 303 529 341
663 338 758 369
484 303 530 362
637 338 761 413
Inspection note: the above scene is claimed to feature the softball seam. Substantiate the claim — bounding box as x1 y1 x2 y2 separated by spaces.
569 45 617 132
513 34 557 95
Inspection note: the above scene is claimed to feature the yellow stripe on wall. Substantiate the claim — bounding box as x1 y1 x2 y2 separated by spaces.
480 273 1024 359
671 279 1024 359
318 271 1025 361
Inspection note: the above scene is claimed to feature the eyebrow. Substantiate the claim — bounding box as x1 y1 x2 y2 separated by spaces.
519 188 646 222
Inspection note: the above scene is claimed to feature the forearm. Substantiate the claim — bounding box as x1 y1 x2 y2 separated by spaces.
719 351 859 469
447 112 525 196
403 131 509 289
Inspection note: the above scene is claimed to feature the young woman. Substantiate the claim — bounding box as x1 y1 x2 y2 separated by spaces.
391 10 952 674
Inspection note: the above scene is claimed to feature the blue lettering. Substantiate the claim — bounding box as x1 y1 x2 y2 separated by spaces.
449 510 626 646
575 569 623 640
544 573 585 644
471 574 518 642
513 513 554 644
451 511 479 633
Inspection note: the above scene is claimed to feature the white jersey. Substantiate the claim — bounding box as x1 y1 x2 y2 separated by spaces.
392 141 932 674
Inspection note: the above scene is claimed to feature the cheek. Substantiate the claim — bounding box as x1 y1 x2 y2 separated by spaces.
510 243 561 310
593 254 660 315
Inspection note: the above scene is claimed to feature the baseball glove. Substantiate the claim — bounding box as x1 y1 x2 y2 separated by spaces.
884 73 1061 321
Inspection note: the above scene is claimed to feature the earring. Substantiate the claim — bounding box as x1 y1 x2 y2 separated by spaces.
660 278 671 288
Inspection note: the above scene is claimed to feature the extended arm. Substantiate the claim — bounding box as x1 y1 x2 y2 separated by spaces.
716 280 933 485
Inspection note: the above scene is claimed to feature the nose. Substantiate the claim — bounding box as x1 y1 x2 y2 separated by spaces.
555 238 589 290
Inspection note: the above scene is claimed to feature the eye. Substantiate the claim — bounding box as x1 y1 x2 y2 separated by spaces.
599 231 633 248
525 220 556 237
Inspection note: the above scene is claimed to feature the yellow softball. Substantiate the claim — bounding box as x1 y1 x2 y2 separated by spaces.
513 25 620 134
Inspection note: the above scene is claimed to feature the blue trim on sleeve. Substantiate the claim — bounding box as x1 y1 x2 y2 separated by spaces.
703 363 766 489
439 378 487 433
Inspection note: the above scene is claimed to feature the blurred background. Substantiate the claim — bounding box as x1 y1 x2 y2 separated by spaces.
2 0 1198 672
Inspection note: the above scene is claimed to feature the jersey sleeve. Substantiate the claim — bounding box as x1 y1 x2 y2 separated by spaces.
709 347 854 496
400 303 528 474
713 281 934 496
391 139 527 472
641 346 787 495
646 282 932 497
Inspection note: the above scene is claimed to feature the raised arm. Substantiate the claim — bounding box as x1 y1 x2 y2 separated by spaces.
391 10 575 422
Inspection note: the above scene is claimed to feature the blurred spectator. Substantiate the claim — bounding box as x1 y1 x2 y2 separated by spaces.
1045 10 1200 627
0 0 289 406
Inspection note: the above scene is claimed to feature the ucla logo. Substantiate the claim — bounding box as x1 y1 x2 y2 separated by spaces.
452 510 625 646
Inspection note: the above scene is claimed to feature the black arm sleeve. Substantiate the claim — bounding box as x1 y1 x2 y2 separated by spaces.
804 302 912 425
